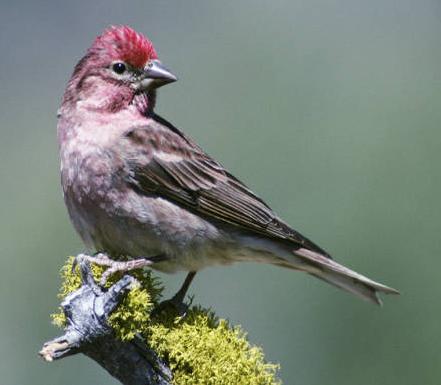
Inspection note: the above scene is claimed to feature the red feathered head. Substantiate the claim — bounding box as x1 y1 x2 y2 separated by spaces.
88 25 158 68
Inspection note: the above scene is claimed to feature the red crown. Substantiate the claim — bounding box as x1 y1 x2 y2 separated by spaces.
90 25 157 68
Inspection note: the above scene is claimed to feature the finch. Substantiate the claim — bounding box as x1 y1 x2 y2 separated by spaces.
57 25 398 305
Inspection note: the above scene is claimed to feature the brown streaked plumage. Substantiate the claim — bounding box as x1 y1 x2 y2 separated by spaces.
123 117 331 256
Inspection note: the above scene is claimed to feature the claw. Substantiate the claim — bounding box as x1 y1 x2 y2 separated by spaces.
78 260 102 295
71 253 86 273
152 297 190 319
152 271 196 318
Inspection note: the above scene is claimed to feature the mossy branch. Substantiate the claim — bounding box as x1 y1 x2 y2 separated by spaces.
40 256 281 385
40 260 172 385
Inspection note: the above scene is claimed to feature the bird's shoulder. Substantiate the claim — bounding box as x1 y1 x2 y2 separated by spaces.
121 114 206 157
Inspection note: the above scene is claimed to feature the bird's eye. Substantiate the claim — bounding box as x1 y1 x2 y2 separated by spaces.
112 62 127 74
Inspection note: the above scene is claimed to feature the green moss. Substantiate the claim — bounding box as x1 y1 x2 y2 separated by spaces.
148 308 280 385
51 256 163 339
52 257 281 385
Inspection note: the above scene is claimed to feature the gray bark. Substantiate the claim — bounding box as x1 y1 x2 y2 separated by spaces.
39 260 172 385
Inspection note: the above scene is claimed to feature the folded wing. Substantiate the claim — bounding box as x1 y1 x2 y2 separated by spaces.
120 116 331 257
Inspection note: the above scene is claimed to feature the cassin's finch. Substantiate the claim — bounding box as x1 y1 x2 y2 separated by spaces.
58 26 398 305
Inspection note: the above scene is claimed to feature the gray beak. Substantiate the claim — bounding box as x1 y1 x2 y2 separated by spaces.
139 60 177 90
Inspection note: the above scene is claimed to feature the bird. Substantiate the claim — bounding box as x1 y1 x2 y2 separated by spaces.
57 25 398 306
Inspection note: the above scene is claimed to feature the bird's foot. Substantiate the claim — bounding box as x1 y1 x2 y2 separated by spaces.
152 271 196 318
98 258 154 286
73 253 153 286
152 294 193 319
72 253 113 271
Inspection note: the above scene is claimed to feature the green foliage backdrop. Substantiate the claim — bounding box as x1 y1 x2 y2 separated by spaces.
0 1 439 384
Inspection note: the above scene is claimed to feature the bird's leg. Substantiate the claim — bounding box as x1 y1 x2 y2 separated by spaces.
171 271 197 304
73 253 164 286
153 271 197 318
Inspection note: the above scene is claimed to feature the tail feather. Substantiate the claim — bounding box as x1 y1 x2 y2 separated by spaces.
293 247 399 305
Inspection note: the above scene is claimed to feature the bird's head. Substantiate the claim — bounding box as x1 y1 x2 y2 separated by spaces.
62 26 176 114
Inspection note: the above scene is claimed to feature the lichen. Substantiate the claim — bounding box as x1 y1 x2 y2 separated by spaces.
51 256 162 338
148 308 280 385
52 257 281 385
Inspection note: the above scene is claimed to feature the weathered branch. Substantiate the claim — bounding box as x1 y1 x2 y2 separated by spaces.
39 261 172 385
40 256 281 384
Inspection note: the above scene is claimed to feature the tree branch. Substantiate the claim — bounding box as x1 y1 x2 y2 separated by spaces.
39 260 172 385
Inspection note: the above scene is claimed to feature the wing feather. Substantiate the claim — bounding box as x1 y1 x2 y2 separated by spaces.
121 119 331 257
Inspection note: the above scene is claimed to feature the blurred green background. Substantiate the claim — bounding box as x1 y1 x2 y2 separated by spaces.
1 0 440 384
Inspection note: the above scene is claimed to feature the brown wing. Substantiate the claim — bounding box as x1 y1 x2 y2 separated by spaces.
121 116 331 257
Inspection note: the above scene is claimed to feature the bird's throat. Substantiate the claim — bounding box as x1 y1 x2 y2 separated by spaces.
133 90 156 116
